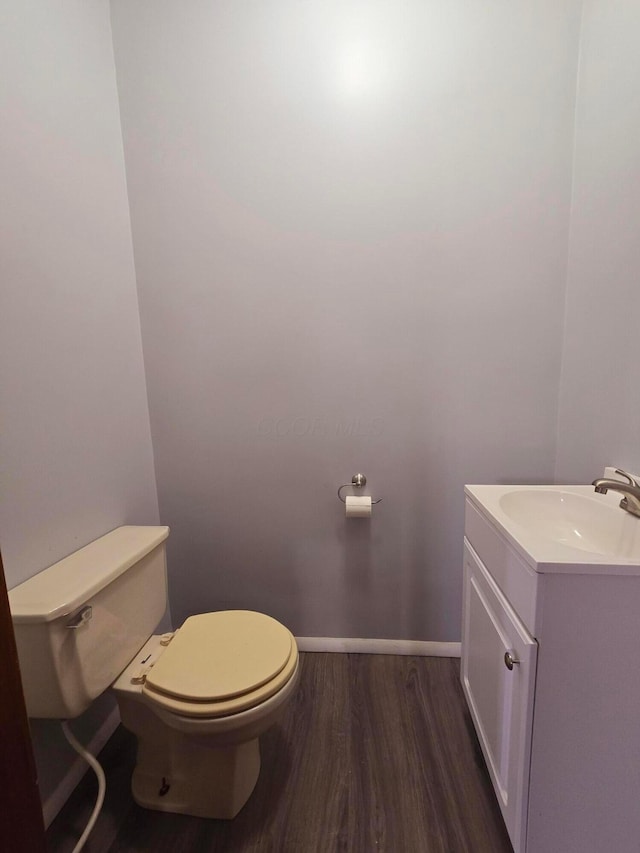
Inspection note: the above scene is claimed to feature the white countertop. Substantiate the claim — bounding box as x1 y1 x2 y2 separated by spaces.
465 484 640 574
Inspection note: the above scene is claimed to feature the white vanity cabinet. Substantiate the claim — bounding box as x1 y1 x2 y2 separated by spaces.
462 486 640 853
462 542 537 852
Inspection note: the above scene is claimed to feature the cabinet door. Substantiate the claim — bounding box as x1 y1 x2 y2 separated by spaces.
461 541 537 853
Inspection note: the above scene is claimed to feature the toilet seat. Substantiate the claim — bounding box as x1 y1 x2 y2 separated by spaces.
141 610 298 718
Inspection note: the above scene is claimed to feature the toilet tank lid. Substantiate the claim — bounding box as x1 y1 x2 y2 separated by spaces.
9 526 169 624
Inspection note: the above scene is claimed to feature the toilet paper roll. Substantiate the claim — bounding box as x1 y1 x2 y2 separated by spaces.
345 495 372 518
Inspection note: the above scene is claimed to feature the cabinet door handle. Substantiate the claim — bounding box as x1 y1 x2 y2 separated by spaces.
504 650 520 670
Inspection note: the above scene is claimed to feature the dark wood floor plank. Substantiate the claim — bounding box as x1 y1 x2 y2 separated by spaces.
363 655 450 852
46 653 512 853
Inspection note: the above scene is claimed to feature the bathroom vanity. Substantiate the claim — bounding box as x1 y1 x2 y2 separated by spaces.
461 485 640 853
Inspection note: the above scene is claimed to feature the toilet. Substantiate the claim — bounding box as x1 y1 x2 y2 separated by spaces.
9 525 299 819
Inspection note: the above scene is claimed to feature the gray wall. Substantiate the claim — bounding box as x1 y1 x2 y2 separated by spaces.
2 0 637 829
0 0 159 821
111 0 581 641
555 0 640 482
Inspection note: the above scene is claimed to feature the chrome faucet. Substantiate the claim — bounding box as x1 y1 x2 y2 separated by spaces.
592 469 640 518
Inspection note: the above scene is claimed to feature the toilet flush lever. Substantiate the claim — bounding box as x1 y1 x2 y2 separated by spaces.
66 605 92 629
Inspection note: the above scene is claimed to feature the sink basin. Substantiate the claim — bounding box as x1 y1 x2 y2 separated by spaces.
498 489 633 557
465 484 640 568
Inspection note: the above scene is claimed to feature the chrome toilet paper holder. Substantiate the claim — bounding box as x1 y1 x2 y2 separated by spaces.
337 473 382 504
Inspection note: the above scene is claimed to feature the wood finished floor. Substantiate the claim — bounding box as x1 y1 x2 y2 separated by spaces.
47 653 512 853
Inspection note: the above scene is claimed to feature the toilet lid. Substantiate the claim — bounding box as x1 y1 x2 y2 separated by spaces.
142 611 297 717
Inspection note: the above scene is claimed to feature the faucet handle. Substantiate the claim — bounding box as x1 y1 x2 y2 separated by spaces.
614 469 640 488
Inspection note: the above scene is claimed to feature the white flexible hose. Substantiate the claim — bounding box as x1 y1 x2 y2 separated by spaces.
61 721 107 853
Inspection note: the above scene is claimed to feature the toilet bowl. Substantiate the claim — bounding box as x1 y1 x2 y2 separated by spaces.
8 526 299 821
113 610 299 819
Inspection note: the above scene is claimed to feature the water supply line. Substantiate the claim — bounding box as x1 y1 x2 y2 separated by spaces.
61 721 106 853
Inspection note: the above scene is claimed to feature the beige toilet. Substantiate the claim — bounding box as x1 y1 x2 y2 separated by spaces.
9 526 299 819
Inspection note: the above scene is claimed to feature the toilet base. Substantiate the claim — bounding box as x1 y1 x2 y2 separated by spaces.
113 633 300 819
131 731 261 819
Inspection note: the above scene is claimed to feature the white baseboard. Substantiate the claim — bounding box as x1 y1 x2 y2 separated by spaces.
42 705 121 828
295 637 461 657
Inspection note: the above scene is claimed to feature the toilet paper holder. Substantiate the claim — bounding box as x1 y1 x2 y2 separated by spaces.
337 473 382 504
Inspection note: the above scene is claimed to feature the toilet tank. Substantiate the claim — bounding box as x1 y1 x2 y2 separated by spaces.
9 526 170 719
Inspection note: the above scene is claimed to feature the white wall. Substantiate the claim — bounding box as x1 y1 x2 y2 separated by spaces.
111 0 582 641
0 1 159 822
556 0 640 482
